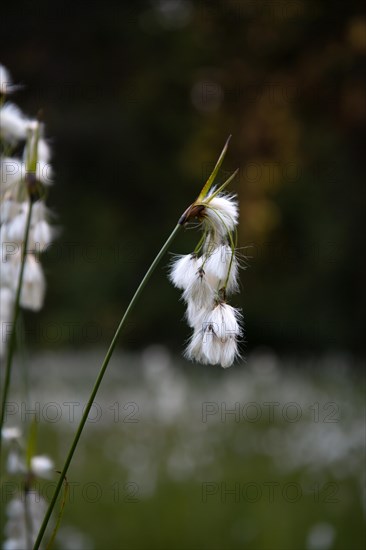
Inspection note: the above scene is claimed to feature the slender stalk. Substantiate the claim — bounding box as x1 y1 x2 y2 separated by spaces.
33 223 182 550
0 199 33 459
24 486 34 550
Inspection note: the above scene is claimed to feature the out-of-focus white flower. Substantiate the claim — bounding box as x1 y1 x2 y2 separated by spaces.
0 66 56 356
30 455 54 478
7 449 25 474
31 202 54 248
2 428 55 518
4 493 47 550
19 254 46 311
4 434 54 478
0 287 15 321
0 248 17 285
2 207 28 244
4 250 46 312
0 287 14 357
0 64 20 95
37 138 51 163
0 103 30 143
0 158 23 196
1 426 21 441
35 160 53 185
0 198 22 224
32 220 53 249
2 426 55 548
0 64 12 95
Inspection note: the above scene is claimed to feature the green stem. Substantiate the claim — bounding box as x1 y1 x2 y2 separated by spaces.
33 223 182 550
0 199 33 459
193 230 207 255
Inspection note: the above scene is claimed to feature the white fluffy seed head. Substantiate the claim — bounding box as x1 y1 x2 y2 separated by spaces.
183 302 242 368
37 138 51 163
0 199 22 224
202 193 238 239
0 65 20 95
0 103 29 144
30 455 54 478
220 338 240 368
185 298 208 329
0 158 23 194
184 327 206 364
1 201 52 251
201 328 222 365
205 244 239 294
4 493 47 550
169 164 243 367
36 160 53 185
3 210 28 244
6 450 25 475
0 286 14 356
0 65 13 95
1 427 21 441
182 267 214 309
201 302 242 341
0 252 18 287
200 302 242 367
169 254 199 290
19 255 46 311
32 220 53 249
31 200 48 223
0 287 14 322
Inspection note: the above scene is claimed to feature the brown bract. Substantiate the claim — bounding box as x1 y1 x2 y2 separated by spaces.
178 203 205 225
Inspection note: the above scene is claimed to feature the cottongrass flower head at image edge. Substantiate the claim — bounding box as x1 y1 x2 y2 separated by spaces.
0 64 55 358
1 427 54 550
169 138 243 368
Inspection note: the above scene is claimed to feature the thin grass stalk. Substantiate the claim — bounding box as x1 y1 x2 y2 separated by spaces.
33 223 182 550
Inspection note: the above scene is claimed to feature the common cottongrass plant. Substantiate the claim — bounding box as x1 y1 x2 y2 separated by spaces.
0 65 55 454
0 66 58 549
0 65 244 550
169 154 242 367
1 427 54 550
0 65 54 334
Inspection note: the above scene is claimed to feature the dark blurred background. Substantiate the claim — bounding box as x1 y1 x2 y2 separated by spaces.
1 0 365 355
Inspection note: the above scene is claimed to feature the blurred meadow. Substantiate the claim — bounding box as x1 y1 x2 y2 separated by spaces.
3 349 365 549
1 0 365 549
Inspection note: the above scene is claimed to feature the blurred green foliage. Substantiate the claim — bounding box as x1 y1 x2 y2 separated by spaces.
1 0 365 352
